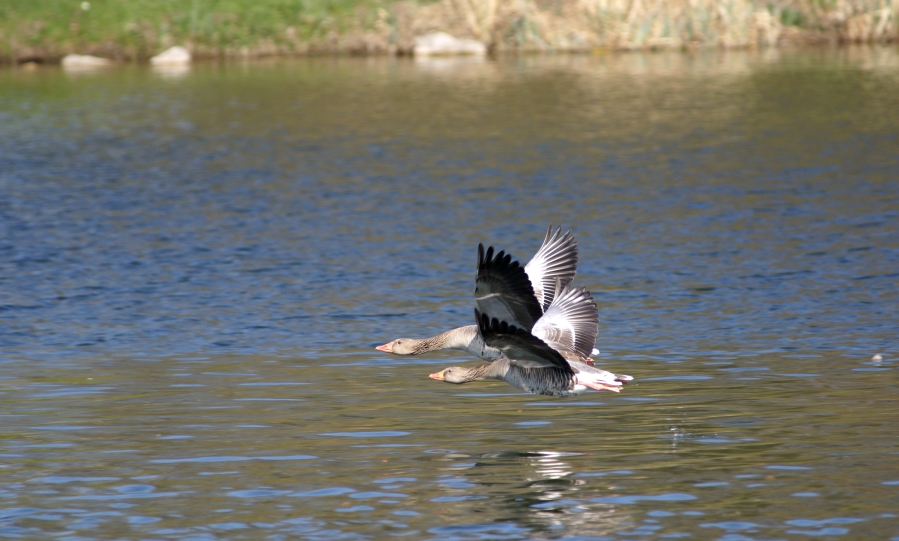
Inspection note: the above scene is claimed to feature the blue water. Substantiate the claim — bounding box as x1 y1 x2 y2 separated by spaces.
1 49 898 540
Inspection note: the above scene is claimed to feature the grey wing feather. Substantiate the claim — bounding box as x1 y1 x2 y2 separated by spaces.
530 281 599 361
475 309 573 374
475 244 544 331
524 225 579 312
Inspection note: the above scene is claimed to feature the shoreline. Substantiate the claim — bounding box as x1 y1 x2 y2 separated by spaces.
6 40 897 68
6 44 899 77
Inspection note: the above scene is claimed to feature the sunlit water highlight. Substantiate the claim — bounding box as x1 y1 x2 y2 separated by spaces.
1 48 898 540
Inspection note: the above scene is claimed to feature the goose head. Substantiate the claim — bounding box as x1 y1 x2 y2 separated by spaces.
375 339 418 355
428 367 470 384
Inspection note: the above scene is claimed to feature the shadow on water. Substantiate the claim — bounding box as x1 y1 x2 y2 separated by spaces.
1 48 898 539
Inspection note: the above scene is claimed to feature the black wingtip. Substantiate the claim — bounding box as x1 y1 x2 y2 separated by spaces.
475 239 544 330
477 309 531 341
478 243 523 275
479 244 513 275
474 307 488 334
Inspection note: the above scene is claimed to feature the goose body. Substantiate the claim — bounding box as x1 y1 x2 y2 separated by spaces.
429 348 629 397
429 292 631 397
376 225 580 361
429 239 632 397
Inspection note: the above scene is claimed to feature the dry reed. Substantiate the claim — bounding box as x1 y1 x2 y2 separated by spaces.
412 0 898 50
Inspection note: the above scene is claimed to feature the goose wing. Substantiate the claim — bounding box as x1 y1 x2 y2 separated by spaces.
475 309 572 374
530 280 599 361
524 225 579 312
475 244 544 331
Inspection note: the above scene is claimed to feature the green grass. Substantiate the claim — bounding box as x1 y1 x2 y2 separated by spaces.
1 0 384 61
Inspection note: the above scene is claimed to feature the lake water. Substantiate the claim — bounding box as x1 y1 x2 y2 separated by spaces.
1 48 898 540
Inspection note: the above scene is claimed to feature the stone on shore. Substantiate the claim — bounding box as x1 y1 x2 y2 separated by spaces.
413 32 486 56
61 54 111 69
150 46 192 66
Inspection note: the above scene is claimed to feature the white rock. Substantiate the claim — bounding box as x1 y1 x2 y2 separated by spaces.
413 32 486 56
61 54 111 69
150 46 191 66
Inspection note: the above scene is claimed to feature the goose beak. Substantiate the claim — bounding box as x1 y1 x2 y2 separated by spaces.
429 370 446 381
375 342 394 353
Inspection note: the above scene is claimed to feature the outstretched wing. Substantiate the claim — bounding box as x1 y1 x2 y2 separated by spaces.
475 309 572 374
524 225 579 312
475 244 544 331
530 280 599 361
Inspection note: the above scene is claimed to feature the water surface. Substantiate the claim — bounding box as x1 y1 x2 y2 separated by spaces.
1 48 898 539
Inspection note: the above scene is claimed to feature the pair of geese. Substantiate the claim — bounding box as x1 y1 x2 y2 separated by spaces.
376 226 632 397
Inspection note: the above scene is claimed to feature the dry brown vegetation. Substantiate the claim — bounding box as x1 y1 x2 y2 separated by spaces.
392 0 899 51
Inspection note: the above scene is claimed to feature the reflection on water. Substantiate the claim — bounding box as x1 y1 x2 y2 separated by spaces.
1 48 898 539
151 63 191 79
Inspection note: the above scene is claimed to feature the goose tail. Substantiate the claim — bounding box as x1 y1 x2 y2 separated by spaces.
576 368 633 393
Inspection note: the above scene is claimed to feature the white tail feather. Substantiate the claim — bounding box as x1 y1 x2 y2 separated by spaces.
576 367 627 392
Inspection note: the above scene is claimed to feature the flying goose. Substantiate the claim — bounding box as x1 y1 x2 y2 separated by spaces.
429 243 631 396
376 225 580 361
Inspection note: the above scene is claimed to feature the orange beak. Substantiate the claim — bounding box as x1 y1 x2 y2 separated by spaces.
429 370 446 381
375 342 394 353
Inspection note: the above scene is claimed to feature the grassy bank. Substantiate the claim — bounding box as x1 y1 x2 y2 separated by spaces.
2 0 897 63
